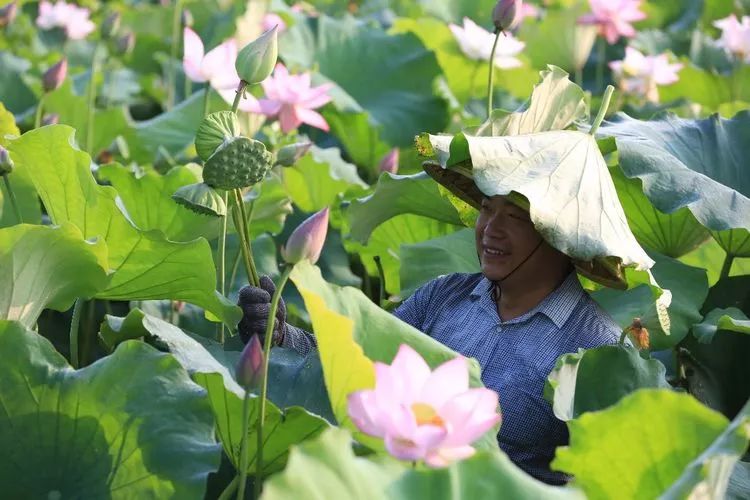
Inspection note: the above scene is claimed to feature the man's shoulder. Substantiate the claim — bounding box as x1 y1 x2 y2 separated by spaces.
566 293 622 348
416 272 485 296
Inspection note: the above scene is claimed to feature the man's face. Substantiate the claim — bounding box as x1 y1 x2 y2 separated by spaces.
475 195 542 281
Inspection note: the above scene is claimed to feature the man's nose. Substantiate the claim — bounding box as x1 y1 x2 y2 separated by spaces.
483 211 510 235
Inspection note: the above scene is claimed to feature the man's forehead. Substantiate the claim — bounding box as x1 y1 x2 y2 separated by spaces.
483 195 522 208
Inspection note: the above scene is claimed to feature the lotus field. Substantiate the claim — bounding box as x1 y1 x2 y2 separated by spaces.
2 0 750 498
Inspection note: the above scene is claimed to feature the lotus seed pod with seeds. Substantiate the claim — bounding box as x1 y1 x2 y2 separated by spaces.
202 137 272 190
195 111 241 161
172 182 227 217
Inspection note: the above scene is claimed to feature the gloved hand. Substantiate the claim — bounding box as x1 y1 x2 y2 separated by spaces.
238 275 287 346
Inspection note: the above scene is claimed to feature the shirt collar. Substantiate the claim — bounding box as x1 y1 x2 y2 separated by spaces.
469 272 584 328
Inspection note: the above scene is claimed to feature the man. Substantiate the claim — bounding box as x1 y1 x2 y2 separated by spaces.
237 192 622 485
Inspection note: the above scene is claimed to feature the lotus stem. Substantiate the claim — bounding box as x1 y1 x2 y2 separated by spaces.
253 265 294 499
34 94 46 130
589 85 614 136
720 253 735 280
217 476 239 500
231 81 246 114
2 173 22 224
217 191 228 343
203 86 211 118
486 29 501 118
373 255 386 306
167 0 182 110
231 189 260 287
86 43 102 155
69 298 84 368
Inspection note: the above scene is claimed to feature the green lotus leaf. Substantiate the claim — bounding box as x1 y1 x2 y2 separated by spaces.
553 389 750 499
416 0 496 24
172 182 228 218
195 111 241 161
240 172 294 238
543 345 671 421
0 320 220 498
0 224 109 328
346 172 463 244
7 126 241 326
321 109 392 176
0 102 39 227
99 163 221 238
289 261 499 452
280 14 448 146
100 309 330 476
692 307 750 343
658 60 750 111
262 427 581 500
598 112 750 257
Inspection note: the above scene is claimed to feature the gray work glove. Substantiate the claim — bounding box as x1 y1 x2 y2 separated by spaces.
237 275 286 346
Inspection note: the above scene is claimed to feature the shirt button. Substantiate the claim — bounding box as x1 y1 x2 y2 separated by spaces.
496 325 503 333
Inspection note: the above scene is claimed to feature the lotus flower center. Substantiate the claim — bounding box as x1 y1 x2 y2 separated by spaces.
411 403 444 427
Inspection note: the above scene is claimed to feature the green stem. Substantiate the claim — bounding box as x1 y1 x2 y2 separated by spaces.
217 191 228 343
69 298 84 368
237 389 252 500
167 0 182 110
720 253 735 280
254 265 294 499
86 43 101 155
231 81 247 113
589 85 614 136
373 256 386 306
595 37 606 94
218 476 239 500
203 86 211 118
185 76 192 105
486 29 501 118
2 173 23 224
231 190 260 287
34 94 46 129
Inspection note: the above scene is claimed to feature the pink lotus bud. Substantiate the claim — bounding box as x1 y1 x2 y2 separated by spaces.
41 113 59 126
275 141 312 166
378 148 399 174
0 145 13 174
101 11 121 39
236 334 264 390
42 58 67 93
182 8 194 27
282 207 329 265
116 31 136 55
492 0 522 32
0 1 18 28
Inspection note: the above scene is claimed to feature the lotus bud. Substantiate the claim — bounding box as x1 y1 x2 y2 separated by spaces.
101 11 121 39
42 113 59 126
236 334 264 390
378 148 399 174
275 141 312 166
235 26 278 85
115 32 136 56
182 8 194 27
0 145 13 174
42 58 67 93
492 0 522 32
0 1 18 28
282 207 329 265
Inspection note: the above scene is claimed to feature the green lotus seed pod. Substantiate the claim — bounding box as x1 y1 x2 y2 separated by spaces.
172 182 227 217
202 137 273 190
195 111 241 161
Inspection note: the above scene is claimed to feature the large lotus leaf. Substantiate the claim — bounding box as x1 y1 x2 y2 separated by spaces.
416 0 496 24
7 126 241 326
283 145 368 212
0 103 40 228
693 307 750 343
280 14 448 146
100 309 330 476
391 17 540 102
289 261 499 452
659 61 750 111
262 427 581 500
0 52 36 114
400 228 480 297
728 462 750 500
42 80 132 156
611 165 711 258
543 345 671 421
518 6 598 74
553 389 750 499
0 101 18 142
680 238 750 286
321 109 392 176
591 251 708 350
468 130 653 270
0 224 109 328
0 321 220 498
598 112 750 257
98 163 219 242
346 213 462 296
346 172 463 244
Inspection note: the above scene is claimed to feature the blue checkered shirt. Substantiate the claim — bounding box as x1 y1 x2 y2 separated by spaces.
282 271 621 484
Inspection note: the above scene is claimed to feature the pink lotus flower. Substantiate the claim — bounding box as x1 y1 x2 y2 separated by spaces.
578 0 646 44
449 18 525 69
282 207 329 265
182 27 240 90
262 12 286 33
36 0 95 40
518 3 540 22
379 148 399 174
347 345 501 467
609 47 682 102
227 63 333 133
713 14 750 63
